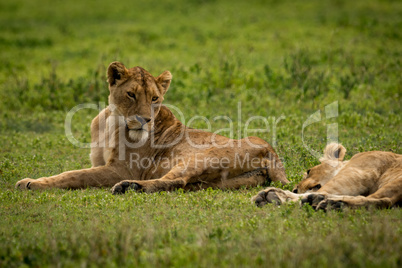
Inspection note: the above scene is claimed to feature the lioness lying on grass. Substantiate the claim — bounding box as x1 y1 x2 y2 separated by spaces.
16 62 288 193
253 143 402 210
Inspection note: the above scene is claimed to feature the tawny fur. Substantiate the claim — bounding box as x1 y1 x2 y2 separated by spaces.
253 143 402 209
16 62 288 193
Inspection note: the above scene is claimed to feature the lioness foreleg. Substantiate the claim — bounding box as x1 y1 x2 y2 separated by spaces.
313 195 393 211
314 184 401 211
111 176 190 194
111 162 198 194
16 165 128 190
314 171 402 210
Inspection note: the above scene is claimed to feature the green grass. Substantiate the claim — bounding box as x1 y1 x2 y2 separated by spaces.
0 0 401 267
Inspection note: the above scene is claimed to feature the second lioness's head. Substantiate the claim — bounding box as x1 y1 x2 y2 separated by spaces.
107 61 172 142
292 143 348 193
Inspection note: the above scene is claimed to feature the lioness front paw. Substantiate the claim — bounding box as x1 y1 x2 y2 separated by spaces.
301 194 326 209
15 178 36 190
252 188 282 207
111 181 141 195
316 199 346 211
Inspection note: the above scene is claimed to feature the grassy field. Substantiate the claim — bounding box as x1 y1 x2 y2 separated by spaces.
0 0 401 267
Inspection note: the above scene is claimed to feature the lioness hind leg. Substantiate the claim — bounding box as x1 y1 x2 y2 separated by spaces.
183 168 268 191
218 168 268 189
261 158 289 185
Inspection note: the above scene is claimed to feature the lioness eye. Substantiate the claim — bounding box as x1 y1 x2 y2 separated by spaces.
152 96 159 102
312 184 321 190
127 92 136 99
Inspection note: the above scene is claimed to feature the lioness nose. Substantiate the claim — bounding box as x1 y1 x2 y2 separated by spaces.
135 115 151 125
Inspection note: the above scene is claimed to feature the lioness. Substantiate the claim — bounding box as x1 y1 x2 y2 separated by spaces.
16 62 288 193
253 143 402 210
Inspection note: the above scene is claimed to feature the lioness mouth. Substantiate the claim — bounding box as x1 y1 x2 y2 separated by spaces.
125 118 146 131
127 125 150 143
126 124 143 131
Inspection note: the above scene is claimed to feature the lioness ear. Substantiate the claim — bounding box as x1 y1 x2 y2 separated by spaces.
107 61 128 86
323 143 346 161
156 71 172 95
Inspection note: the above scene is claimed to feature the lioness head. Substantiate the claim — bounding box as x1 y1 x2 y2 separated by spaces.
107 61 172 142
293 143 347 193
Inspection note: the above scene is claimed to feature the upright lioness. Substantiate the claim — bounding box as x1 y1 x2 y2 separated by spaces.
253 143 402 210
16 62 288 193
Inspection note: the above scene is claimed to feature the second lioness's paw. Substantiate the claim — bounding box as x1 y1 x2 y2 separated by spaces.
111 181 141 195
316 199 345 211
252 189 282 207
301 194 326 209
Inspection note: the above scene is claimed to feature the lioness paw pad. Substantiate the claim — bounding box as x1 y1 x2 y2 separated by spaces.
301 194 326 208
15 179 34 190
253 189 282 207
111 181 141 195
316 199 345 211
